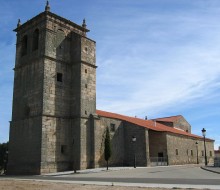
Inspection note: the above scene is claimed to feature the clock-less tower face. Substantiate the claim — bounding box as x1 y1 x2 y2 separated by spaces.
8 3 97 174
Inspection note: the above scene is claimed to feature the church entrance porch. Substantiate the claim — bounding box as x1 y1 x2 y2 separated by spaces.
148 130 168 166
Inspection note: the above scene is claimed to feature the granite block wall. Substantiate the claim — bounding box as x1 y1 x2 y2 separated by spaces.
93 116 124 167
8 117 42 174
166 133 214 165
124 122 149 166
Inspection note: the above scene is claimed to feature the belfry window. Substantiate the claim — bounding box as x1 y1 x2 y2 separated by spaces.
21 35 28 56
32 29 39 51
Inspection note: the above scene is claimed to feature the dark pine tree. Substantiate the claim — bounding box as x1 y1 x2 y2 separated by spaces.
104 127 111 170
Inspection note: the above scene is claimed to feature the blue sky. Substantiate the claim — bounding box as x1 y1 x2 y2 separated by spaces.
0 0 220 149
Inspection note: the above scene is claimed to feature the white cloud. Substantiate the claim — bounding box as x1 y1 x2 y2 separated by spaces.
96 4 220 122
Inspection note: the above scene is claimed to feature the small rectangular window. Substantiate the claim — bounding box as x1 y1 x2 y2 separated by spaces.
210 151 212 157
57 73 63 82
61 145 67 154
110 123 115 132
176 149 178 156
191 150 193 156
202 150 204 156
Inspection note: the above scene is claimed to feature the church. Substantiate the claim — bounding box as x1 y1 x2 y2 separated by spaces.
8 2 214 174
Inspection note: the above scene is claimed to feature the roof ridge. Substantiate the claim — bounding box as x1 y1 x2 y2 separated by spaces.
153 115 182 120
96 109 143 120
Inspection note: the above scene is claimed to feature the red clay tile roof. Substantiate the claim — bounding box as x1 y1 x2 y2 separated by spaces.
154 115 182 122
96 110 214 142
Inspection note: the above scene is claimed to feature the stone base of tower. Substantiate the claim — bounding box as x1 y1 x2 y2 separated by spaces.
7 117 42 175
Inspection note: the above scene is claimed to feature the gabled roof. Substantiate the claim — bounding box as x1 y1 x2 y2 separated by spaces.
96 110 214 142
154 115 182 122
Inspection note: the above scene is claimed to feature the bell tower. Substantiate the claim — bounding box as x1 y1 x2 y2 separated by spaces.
8 1 96 174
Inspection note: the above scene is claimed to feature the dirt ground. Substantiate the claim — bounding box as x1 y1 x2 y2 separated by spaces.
0 179 204 190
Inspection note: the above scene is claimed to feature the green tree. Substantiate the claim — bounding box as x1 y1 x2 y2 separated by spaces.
104 127 111 170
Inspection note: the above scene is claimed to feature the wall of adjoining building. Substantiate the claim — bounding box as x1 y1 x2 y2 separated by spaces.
166 133 214 165
156 117 191 133
173 118 191 133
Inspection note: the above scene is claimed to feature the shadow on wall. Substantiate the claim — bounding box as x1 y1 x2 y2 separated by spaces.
98 123 124 167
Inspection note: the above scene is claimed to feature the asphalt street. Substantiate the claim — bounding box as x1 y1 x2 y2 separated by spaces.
1 165 220 188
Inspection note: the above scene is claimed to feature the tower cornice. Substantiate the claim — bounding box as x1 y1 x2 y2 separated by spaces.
14 11 89 33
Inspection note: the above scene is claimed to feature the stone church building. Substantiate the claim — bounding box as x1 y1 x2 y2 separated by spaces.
8 2 214 174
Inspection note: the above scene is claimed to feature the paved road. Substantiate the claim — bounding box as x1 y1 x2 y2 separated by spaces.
52 165 220 185
1 165 220 187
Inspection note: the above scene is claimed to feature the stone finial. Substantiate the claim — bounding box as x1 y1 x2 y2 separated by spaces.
45 0 50 12
17 19 21 28
82 18 87 28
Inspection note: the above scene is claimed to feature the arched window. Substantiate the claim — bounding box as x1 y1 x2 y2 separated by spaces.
21 35 28 56
32 29 39 51
56 29 65 58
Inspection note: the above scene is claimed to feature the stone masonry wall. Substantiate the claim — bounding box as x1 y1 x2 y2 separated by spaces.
41 13 96 172
173 117 191 133
93 117 124 167
42 58 72 117
8 117 42 174
166 133 214 165
12 60 44 120
9 15 45 174
41 116 73 173
124 122 148 166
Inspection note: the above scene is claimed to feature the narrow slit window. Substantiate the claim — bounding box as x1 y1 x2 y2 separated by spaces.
57 73 63 82
61 145 67 154
176 149 178 156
